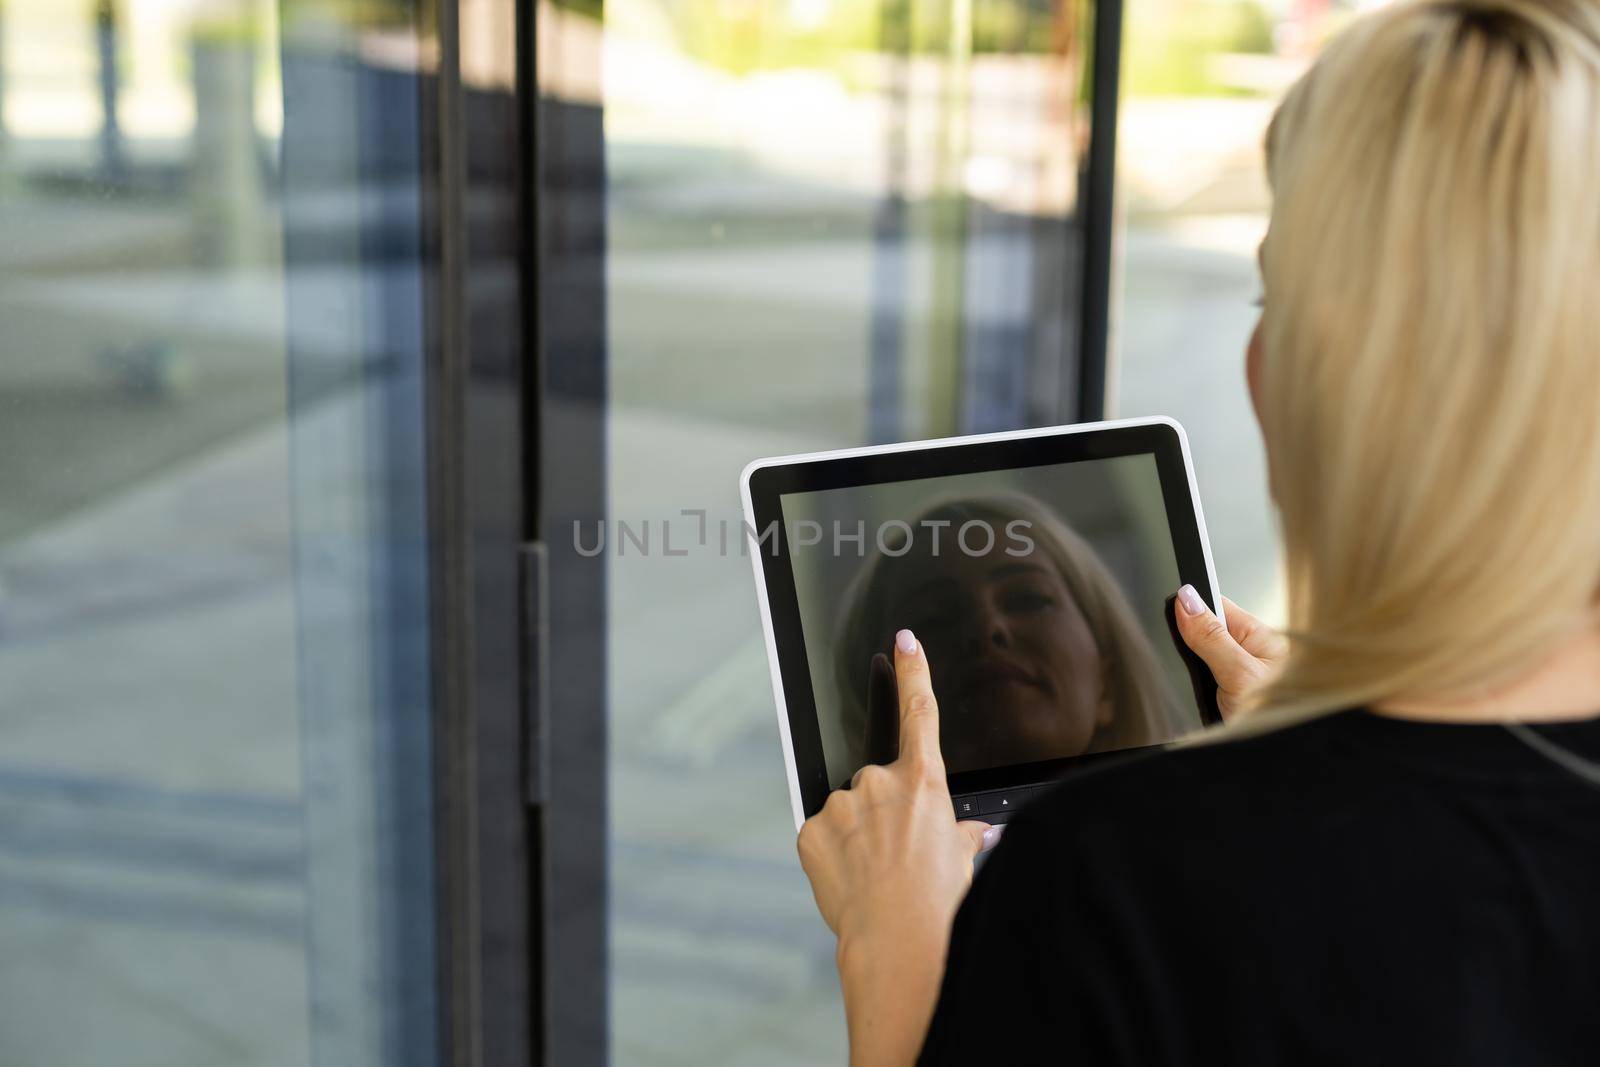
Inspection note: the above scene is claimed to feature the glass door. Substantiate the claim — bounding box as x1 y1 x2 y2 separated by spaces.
529 0 1121 1060
0 1 520 1062
0 0 1123 1058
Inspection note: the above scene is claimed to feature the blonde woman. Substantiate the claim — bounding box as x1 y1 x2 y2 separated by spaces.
796 1 1600 1063
829 494 1187 784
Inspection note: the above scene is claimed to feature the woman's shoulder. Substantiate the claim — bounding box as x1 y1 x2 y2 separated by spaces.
1007 708 1370 853
956 713 1382 967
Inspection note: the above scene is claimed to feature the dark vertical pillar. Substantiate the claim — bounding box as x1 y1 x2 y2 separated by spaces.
419 0 482 1060
868 0 911 444
95 0 124 182
1075 0 1123 422
460 72 535 1067
530 11 609 1064
528 4 614 1062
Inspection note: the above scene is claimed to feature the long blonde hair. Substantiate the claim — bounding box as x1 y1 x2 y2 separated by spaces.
1253 0 1600 717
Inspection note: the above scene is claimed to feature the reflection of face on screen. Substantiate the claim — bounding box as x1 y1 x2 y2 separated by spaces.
827 493 1190 782
887 536 1108 768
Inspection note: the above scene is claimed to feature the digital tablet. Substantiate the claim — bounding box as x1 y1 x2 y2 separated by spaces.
740 416 1225 830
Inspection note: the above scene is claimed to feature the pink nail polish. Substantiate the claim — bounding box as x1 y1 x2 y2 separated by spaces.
981 825 1003 851
1177 584 1207 616
895 628 918 655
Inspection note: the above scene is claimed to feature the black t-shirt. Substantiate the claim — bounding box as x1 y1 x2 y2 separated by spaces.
919 709 1600 1065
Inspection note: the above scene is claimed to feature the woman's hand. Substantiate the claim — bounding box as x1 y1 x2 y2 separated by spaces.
1172 584 1287 720
798 628 995 1067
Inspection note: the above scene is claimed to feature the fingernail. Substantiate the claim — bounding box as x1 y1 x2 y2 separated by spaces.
895 628 918 655
1177 584 1207 616
981 825 1003 852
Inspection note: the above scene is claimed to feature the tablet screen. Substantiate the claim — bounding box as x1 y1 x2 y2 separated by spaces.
779 453 1199 788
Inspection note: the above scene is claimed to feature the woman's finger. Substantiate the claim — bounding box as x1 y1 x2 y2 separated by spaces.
1173 584 1258 688
891 628 945 772
958 819 999 855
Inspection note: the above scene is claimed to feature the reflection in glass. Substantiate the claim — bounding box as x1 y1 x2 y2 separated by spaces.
583 0 1102 1059
0 2 438 1064
833 495 1184 777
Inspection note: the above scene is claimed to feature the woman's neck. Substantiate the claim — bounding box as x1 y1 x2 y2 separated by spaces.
1375 625 1600 724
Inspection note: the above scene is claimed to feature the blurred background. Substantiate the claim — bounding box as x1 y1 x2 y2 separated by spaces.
0 0 1371 1063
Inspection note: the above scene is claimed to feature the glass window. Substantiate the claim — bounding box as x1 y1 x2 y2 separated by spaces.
0 2 440 1063
1109 0 1342 620
566 0 1103 1058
